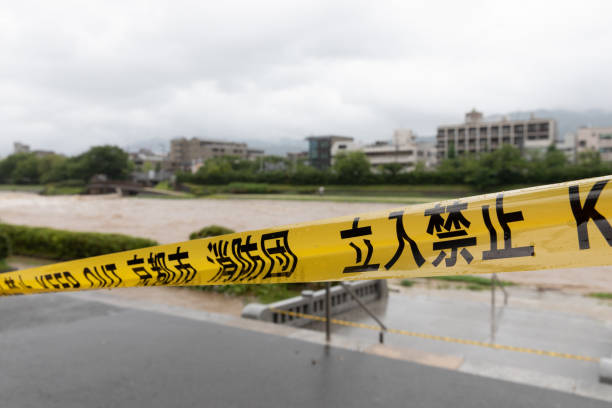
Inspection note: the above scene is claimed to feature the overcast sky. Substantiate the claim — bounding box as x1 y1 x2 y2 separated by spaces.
1 0 611 156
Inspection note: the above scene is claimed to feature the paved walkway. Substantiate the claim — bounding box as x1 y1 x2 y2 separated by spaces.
308 286 612 396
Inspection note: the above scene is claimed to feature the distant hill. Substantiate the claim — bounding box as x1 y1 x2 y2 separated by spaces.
488 109 612 141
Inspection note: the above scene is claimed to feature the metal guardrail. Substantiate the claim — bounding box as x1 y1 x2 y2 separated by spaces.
241 280 388 327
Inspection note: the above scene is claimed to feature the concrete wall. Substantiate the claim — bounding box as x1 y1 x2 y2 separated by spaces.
242 280 388 327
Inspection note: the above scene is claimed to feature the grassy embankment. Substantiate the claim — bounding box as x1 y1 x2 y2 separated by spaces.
0 184 85 195
0 184 44 193
177 182 473 203
2 181 540 204
588 292 612 300
402 275 516 291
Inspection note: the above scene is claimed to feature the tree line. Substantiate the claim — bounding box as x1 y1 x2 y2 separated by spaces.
0 144 609 190
0 146 132 185
181 145 611 190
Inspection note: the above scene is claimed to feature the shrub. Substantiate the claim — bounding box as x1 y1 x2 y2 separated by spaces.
225 182 283 194
0 224 157 261
189 225 234 240
0 231 11 260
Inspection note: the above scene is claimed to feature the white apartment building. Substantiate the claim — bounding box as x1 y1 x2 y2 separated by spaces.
576 126 612 161
331 129 437 172
436 109 556 159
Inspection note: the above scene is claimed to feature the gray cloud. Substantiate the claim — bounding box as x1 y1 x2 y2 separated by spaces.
1 0 612 156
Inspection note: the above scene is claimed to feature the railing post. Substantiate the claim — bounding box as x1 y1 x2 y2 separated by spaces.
491 273 496 341
325 282 331 342
340 282 387 344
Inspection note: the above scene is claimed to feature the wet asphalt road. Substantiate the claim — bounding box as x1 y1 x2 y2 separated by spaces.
0 293 609 408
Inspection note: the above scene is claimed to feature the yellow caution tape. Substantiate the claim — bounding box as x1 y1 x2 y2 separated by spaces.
270 308 600 362
1 175 611 296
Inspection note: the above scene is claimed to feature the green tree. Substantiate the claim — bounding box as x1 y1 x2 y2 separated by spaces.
194 156 246 184
380 162 404 178
38 154 68 184
74 145 132 181
291 163 328 185
333 151 371 184
463 145 526 190
447 141 456 159
543 145 567 169
0 153 31 183
11 154 40 184
577 150 602 167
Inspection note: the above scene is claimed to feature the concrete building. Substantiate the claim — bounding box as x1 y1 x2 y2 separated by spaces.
306 135 354 170
129 148 165 169
247 148 265 160
576 126 612 161
287 151 308 163
168 137 263 172
13 142 30 154
557 133 577 162
129 148 173 184
12 142 55 157
330 129 437 172
436 109 556 160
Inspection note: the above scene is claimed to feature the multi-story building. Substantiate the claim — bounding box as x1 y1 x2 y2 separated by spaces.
13 142 30 154
330 129 437 172
436 109 556 159
556 133 576 162
12 142 55 157
306 135 354 170
168 137 263 171
576 126 612 161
